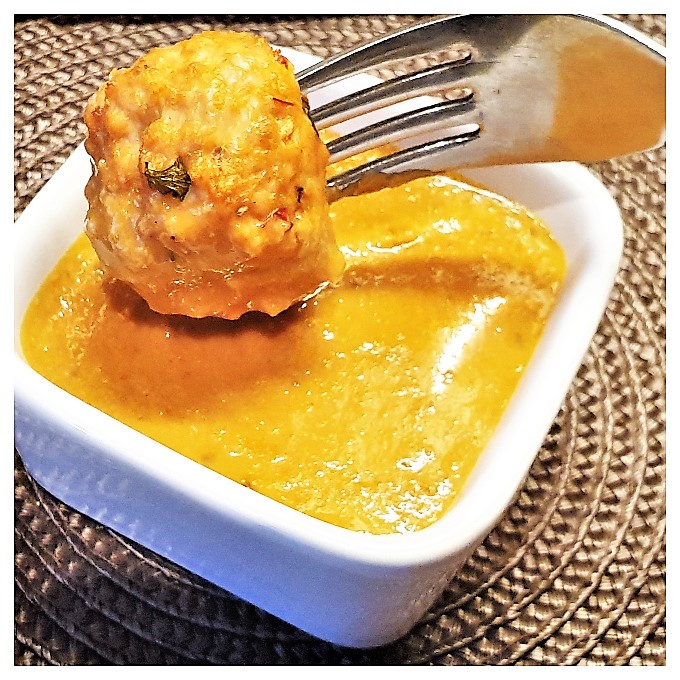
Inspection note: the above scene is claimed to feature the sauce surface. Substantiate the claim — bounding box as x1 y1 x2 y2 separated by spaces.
21 173 566 534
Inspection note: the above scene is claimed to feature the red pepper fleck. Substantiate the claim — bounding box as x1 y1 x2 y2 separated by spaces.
259 207 294 232
273 49 291 68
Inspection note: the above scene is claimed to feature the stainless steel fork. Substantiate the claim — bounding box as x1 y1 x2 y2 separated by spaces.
296 14 666 193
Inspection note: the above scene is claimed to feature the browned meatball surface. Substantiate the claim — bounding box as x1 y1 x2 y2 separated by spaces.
84 31 344 319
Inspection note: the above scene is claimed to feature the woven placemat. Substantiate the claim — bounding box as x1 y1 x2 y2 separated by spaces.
14 14 666 665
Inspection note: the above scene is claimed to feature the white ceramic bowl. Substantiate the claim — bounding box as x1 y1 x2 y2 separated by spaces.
13 48 623 648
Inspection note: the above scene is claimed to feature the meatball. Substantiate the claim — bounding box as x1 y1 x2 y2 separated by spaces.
83 31 345 319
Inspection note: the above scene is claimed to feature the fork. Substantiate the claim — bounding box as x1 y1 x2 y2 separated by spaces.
295 14 666 193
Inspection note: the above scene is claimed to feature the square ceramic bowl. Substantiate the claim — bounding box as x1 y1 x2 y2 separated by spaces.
14 47 623 648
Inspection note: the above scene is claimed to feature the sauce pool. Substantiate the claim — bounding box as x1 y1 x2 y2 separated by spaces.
20 172 566 534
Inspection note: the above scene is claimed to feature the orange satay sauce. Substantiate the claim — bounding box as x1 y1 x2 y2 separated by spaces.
20 172 565 534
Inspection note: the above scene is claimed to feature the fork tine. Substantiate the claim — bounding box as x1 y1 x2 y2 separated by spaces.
327 129 481 195
311 55 485 130
296 15 468 92
325 97 477 163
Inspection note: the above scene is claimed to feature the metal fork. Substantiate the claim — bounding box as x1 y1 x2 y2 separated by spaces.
296 14 666 193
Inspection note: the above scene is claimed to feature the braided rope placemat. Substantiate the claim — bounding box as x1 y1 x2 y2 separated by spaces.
14 15 666 665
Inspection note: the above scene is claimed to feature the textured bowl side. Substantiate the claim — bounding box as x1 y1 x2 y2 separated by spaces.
15 360 481 647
